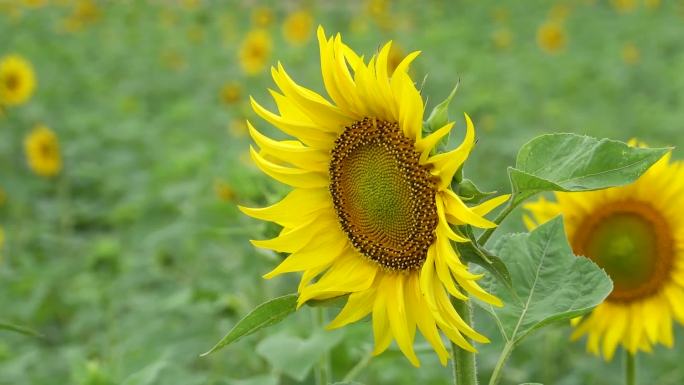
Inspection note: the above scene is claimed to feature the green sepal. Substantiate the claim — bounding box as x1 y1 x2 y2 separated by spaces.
456 225 512 289
454 178 497 203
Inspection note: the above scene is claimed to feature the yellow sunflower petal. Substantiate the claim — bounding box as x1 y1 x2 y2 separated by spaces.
427 113 476 189
250 146 329 188
327 288 376 329
238 188 331 228
442 189 497 229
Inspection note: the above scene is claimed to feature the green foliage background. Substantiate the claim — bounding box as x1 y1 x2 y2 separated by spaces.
1 1 684 384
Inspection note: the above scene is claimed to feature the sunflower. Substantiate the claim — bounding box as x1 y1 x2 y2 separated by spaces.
238 29 273 76
536 21 567 54
24 124 62 178
524 145 684 360
240 26 509 366
0 54 36 107
282 9 314 46
219 82 242 106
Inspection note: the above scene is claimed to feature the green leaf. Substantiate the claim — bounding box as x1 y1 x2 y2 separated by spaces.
425 81 460 133
457 241 511 289
478 217 612 344
305 294 348 309
455 178 497 203
509 134 669 204
256 330 344 381
201 293 297 356
0 321 42 337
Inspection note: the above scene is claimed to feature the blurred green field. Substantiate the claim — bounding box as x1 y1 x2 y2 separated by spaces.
2 1 684 384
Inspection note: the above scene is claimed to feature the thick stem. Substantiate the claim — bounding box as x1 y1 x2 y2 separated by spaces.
342 348 373 383
451 299 478 385
487 342 514 385
313 307 331 385
625 351 636 385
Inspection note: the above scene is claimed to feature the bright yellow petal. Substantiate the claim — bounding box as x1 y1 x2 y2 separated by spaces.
427 113 476 190
250 146 329 188
442 189 497 229
238 188 331 228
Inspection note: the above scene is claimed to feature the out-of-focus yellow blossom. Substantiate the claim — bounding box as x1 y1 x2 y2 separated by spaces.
239 29 272 75
491 6 509 23
492 28 513 50
159 9 177 28
24 124 62 178
0 226 5 254
366 0 392 30
251 6 274 28
23 0 47 8
220 82 242 106
62 0 101 32
611 0 638 13
283 9 314 46
0 54 36 107
537 21 567 54
644 0 661 9
182 0 200 9
622 42 640 65
187 25 205 44
214 179 236 202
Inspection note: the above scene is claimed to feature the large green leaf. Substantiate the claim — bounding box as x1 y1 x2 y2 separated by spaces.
256 330 344 381
509 134 668 204
201 294 297 356
479 217 612 344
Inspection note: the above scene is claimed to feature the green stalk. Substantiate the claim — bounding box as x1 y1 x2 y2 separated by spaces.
313 307 331 385
625 351 636 385
477 194 516 246
487 342 514 385
451 299 478 385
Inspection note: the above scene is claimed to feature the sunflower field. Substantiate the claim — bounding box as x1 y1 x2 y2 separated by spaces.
2 1 684 385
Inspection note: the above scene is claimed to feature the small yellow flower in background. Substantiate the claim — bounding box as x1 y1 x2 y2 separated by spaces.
239 29 272 76
160 49 186 72
0 54 36 107
611 0 638 13
62 0 101 32
491 6 509 23
537 21 567 54
251 6 274 28
282 9 314 46
220 82 242 106
22 0 47 8
644 0 661 9
524 144 684 360
24 124 62 178
214 179 236 202
622 42 640 65
186 25 205 44
491 28 513 50
366 0 392 30
182 0 200 9
0 226 5 252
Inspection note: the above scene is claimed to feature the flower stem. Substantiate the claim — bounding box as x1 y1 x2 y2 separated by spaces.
625 351 636 385
313 307 331 385
487 341 514 385
451 299 478 385
342 347 373 383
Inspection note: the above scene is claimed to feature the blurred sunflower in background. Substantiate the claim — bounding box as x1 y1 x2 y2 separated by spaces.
536 21 567 54
219 81 242 106
282 9 314 46
524 144 684 360
239 29 272 75
24 124 62 178
0 54 36 107
241 26 509 366
251 6 274 28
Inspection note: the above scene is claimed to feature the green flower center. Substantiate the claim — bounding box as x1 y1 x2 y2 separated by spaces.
572 200 674 302
329 118 438 270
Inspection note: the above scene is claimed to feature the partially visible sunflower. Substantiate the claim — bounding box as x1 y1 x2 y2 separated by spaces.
282 9 314 46
251 6 274 28
24 124 62 178
241 26 509 366
524 143 684 360
0 54 36 107
536 21 567 54
239 29 272 76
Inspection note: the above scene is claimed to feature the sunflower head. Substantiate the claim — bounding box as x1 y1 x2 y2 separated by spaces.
24 124 62 178
536 21 566 54
524 145 684 360
240 26 509 366
0 54 36 107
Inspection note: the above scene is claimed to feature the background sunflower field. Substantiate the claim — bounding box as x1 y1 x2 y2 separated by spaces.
1 1 684 384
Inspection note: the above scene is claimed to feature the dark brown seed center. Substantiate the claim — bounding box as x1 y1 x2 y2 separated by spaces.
329 117 438 271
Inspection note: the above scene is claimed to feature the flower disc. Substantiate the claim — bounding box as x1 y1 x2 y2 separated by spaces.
329 118 438 270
